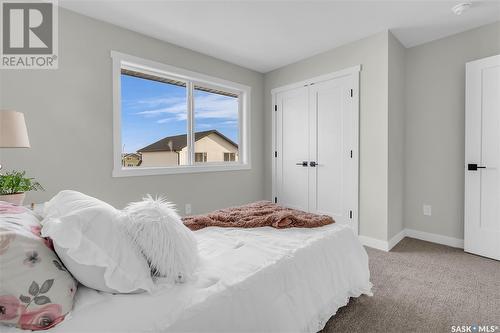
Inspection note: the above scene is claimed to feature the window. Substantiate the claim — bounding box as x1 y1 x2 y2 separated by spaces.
120 70 188 168
195 152 207 163
224 152 236 162
111 52 251 177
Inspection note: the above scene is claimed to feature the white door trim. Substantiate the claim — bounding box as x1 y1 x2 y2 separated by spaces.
271 65 360 234
270 65 361 95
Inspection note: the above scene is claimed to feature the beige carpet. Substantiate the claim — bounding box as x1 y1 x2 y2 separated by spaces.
321 237 500 333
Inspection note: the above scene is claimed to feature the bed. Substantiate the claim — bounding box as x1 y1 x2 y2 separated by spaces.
12 222 371 332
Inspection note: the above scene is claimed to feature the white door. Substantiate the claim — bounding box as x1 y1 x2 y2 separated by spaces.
274 69 359 233
465 54 500 260
309 76 356 227
275 86 310 211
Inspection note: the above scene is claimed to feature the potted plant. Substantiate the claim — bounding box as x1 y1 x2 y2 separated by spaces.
0 170 44 205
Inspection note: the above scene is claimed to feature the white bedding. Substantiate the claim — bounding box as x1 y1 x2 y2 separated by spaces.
14 224 372 332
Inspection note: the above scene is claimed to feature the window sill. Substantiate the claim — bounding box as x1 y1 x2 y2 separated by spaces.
112 163 251 177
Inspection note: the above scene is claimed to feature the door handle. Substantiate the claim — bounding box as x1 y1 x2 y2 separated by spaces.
468 163 486 171
309 161 317 167
296 161 308 167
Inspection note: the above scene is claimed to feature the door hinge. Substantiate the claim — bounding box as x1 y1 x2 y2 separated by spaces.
350 89 353 97
349 210 353 219
350 150 353 158
274 151 278 158
274 105 277 111
274 197 278 203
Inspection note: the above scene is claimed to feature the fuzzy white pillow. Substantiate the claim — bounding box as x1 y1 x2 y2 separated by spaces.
124 195 198 284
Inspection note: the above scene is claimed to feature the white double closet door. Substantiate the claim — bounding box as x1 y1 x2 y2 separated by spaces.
274 71 359 233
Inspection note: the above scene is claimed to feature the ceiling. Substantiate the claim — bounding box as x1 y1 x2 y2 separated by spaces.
59 1 500 73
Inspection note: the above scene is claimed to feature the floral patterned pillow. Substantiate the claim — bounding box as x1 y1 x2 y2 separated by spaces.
0 202 77 330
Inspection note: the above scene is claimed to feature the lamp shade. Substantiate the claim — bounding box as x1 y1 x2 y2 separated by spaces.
0 110 30 148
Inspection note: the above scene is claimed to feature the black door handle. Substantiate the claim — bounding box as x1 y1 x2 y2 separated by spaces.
468 163 486 171
296 161 308 167
309 161 317 167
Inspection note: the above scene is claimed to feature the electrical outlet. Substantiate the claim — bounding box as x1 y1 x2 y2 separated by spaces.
185 204 192 215
423 204 432 216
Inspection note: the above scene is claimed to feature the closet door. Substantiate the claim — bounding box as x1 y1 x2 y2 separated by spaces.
309 76 355 225
273 67 359 233
275 86 310 211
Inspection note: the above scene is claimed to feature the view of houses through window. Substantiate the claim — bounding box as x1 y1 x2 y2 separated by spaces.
120 68 240 168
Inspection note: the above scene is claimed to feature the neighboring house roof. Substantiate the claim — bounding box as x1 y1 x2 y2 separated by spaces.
122 153 141 158
138 130 238 153
122 153 142 166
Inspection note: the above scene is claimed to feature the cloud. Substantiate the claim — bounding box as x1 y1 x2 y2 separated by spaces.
138 102 187 118
196 123 212 129
136 93 238 121
194 94 238 120
156 118 174 124
124 96 186 109
220 120 238 126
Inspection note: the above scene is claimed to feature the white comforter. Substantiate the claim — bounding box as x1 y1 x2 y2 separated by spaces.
41 224 372 332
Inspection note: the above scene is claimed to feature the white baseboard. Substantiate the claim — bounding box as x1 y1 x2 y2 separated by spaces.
358 235 390 252
388 229 406 250
404 229 464 249
359 229 464 252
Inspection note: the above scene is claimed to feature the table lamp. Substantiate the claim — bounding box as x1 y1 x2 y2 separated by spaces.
0 110 31 170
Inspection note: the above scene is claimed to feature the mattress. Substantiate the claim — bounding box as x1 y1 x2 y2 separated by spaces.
11 224 372 332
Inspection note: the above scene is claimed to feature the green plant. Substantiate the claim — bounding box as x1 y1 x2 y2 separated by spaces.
0 170 44 195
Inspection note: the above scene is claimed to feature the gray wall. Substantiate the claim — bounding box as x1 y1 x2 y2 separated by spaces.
387 32 406 239
404 21 500 239
3 7 497 243
0 8 265 212
264 32 390 242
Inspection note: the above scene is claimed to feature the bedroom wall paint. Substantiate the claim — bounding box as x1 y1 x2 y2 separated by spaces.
264 32 390 242
0 8 265 212
404 21 500 240
387 32 406 239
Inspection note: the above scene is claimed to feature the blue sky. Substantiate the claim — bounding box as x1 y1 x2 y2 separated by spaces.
121 75 239 153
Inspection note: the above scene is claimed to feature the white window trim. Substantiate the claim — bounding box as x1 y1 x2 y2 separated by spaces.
111 51 251 177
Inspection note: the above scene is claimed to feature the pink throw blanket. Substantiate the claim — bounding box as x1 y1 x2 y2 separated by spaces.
182 201 334 231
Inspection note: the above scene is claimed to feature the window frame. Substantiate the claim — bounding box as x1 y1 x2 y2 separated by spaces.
111 51 251 177
195 152 208 163
224 152 236 162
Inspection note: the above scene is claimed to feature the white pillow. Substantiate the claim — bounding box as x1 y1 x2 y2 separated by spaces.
124 195 198 284
41 190 154 293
